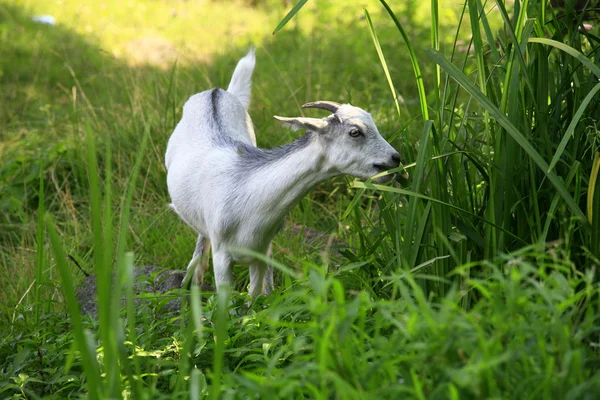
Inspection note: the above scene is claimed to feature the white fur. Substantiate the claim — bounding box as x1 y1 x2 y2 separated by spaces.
165 49 401 296
227 47 255 111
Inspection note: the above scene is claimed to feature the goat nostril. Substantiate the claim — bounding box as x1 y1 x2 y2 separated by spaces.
391 153 401 165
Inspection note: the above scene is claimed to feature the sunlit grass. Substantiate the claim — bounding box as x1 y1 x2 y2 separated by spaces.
18 0 280 66
15 0 487 67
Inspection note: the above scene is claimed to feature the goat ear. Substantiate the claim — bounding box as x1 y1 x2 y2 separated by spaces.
274 116 328 132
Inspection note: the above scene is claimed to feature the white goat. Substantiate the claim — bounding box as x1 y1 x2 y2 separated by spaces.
165 49 402 296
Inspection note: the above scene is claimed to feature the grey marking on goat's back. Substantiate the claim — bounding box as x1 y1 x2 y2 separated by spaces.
208 88 245 148
235 132 314 171
210 88 221 129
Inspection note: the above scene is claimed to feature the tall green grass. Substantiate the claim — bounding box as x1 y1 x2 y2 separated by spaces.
343 0 600 301
1 0 600 397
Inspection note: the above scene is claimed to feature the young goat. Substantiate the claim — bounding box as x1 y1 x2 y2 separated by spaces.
165 49 402 296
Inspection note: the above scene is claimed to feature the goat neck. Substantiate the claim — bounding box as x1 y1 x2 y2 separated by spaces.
236 131 335 221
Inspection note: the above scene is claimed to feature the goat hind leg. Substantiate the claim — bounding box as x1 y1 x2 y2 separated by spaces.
181 235 211 288
249 244 274 297
249 262 267 297
195 236 211 285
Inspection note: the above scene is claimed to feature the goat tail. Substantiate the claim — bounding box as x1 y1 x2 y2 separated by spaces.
227 47 256 110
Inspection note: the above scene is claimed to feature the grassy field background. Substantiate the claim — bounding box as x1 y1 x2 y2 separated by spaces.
1 0 600 398
1 0 471 303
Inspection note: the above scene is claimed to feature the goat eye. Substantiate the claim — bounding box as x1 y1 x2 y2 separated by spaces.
349 129 362 137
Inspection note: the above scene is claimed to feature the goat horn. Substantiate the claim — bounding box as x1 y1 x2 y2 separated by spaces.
301 101 341 114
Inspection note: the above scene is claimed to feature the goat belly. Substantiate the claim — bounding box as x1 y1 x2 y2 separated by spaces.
219 223 280 261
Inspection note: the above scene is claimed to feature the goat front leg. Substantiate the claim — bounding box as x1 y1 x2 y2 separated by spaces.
213 250 234 292
249 244 274 297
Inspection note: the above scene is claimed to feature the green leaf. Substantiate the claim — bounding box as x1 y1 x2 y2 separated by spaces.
364 8 401 118
379 0 429 121
529 38 600 78
273 0 308 35
589 153 600 224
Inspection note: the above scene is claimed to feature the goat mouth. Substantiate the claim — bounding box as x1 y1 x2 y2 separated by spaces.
373 164 394 173
372 164 396 183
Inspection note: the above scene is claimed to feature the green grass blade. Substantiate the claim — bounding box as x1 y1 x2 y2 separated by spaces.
548 83 600 173
163 59 178 133
495 0 535 104
100 125 120 397
273 0 309 34
103 138 113 293
541 163 579 242
467 0 488 99
589 153 600 224
109 122 150 396
379 0 429 121
231 247 300 279
84 122 120 395
441 0 468 124
590 153 600 256
35 172 45 323
124 252 144 399
190 368 204 400
191 284 204 345
211 289 229 400
177 305 198 393
529 38 600 78
427 48 588 226
46 214 102 399
478 0 500 65
411 203 432 269
85 122 106 287
403 121 433 267
430 0 440 113
364 8 401 118
342 187 366 220
114 122 150 289
528 160 543 241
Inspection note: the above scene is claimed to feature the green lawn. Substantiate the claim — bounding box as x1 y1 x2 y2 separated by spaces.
1 0 600 398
